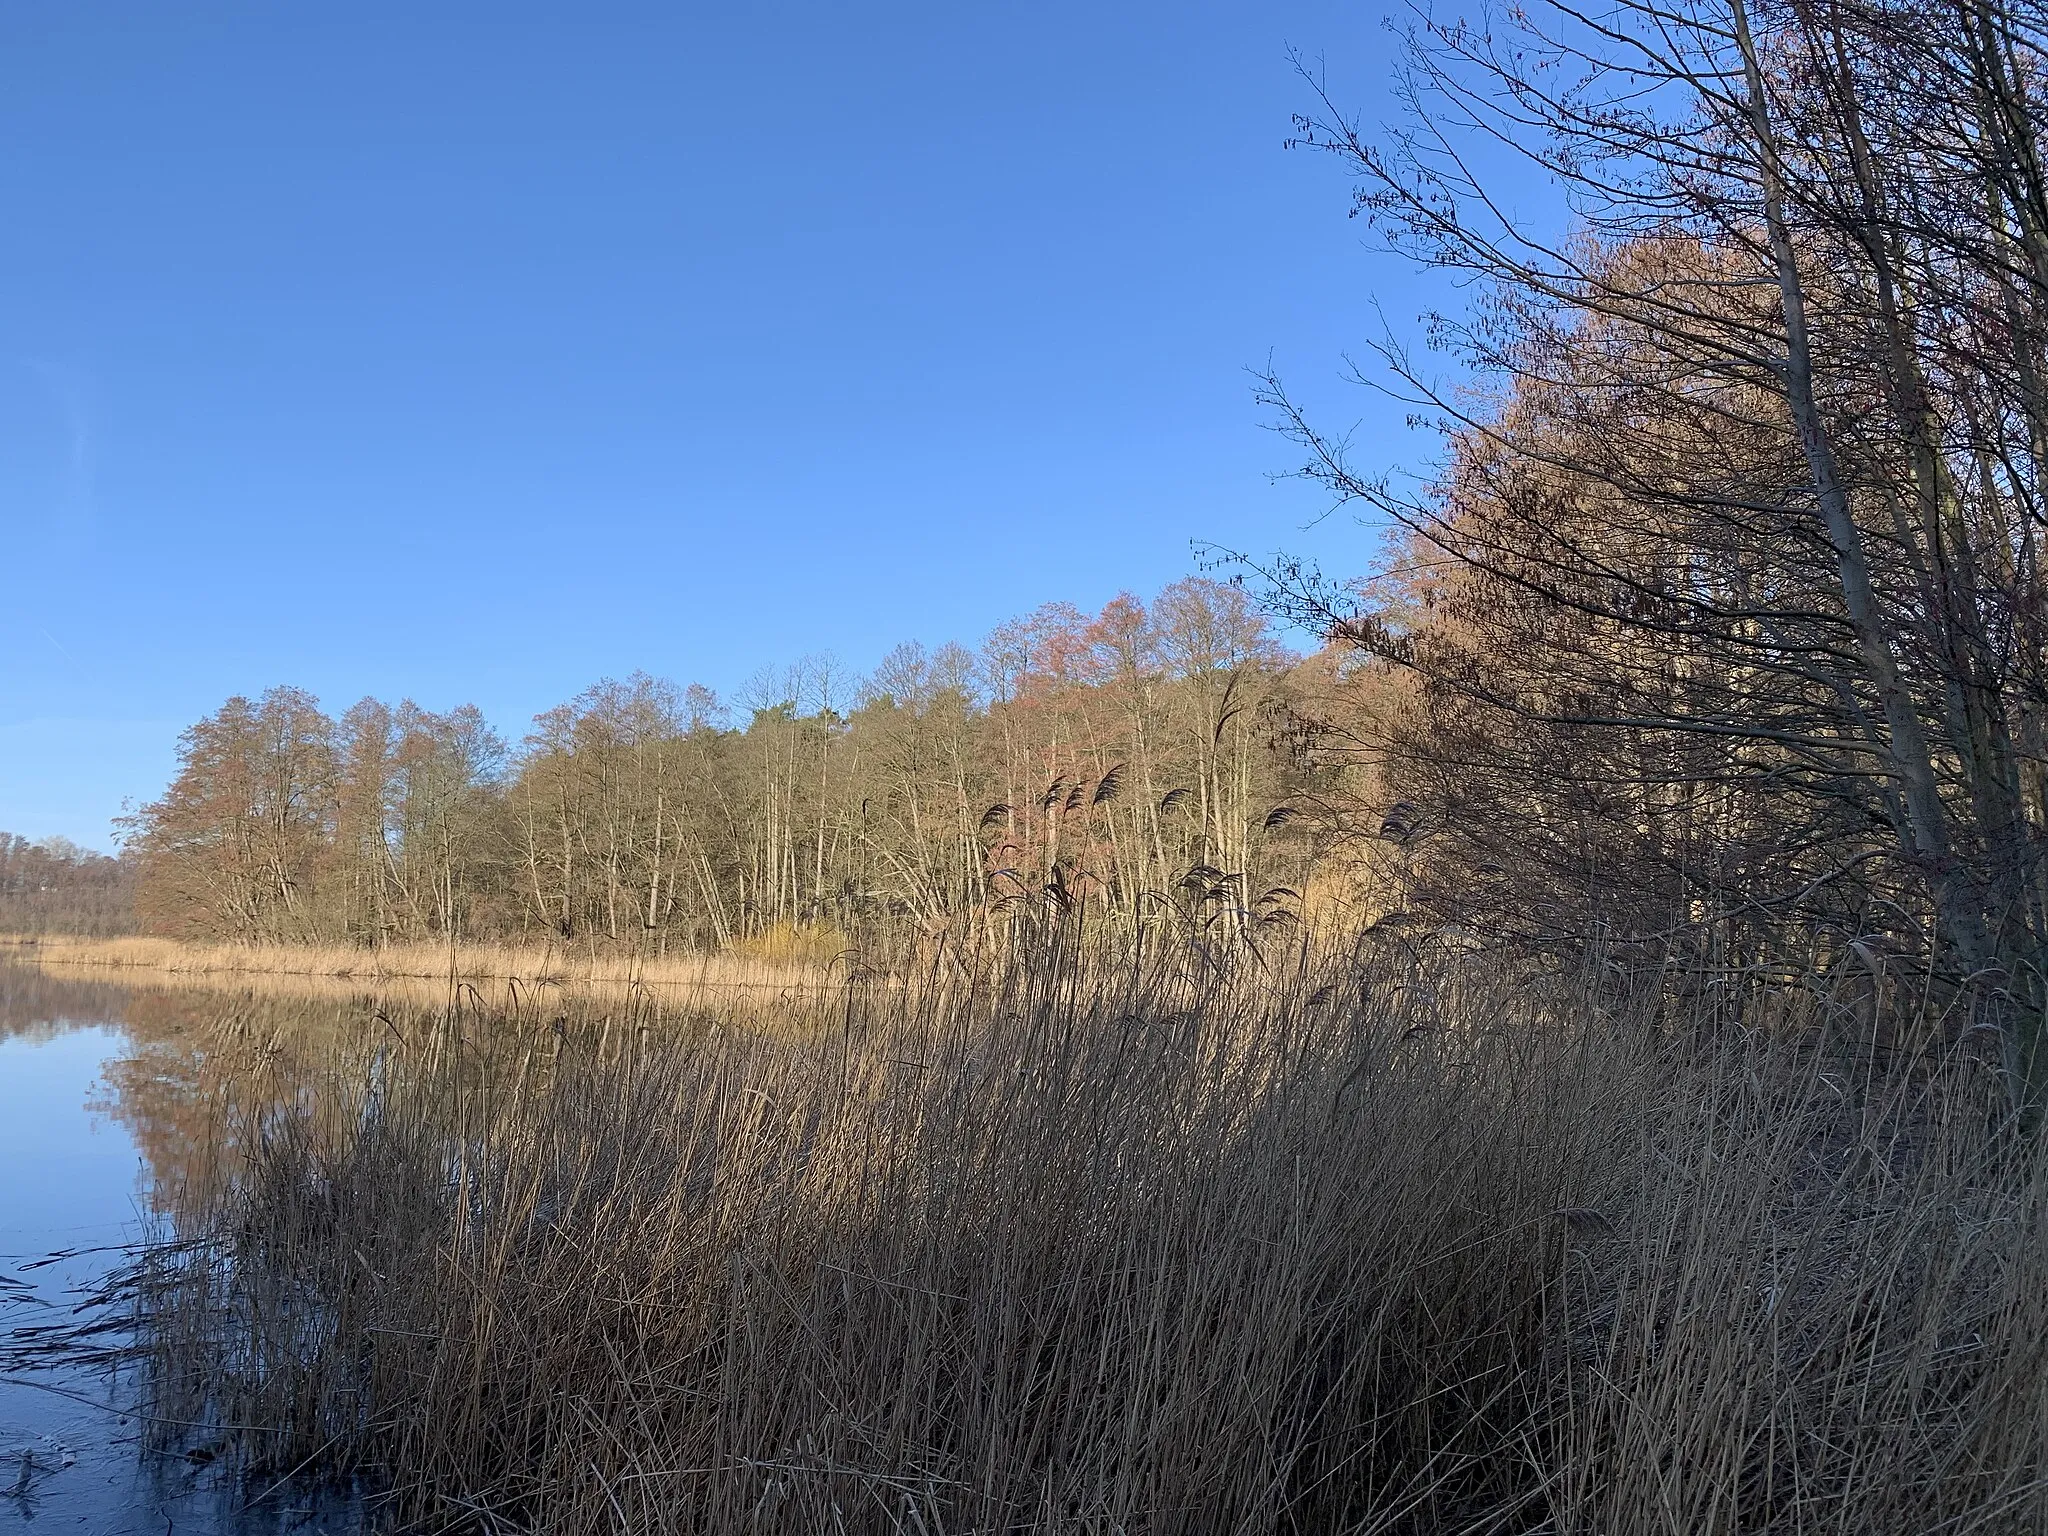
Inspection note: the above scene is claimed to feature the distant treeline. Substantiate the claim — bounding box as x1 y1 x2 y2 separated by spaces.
118 578 1378 955
0 834 137 937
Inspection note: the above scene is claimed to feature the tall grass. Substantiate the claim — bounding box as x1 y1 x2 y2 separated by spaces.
126 948 2047 1533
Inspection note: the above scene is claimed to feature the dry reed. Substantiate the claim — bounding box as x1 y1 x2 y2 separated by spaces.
118 950 2047 1533
0 932 835 1002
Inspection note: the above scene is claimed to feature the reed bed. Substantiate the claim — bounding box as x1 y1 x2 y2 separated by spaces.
118 950 2048 1533
0 932 835 1001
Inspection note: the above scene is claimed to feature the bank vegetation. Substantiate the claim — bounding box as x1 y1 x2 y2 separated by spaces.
1 933 835 1003
117 945 2045 1534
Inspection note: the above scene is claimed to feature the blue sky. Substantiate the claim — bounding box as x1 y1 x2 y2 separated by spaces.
0 2 1458 848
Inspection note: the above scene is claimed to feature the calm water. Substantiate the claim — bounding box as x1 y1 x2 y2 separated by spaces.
0 966 368 1533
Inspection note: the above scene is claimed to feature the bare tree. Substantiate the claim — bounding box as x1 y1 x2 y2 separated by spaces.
1258 0 2048 1102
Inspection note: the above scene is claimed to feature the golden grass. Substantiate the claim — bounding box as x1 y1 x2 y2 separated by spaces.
108 950 2048 1534
0 932 838 1003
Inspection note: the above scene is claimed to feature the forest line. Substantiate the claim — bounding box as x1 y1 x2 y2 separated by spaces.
11 576 1385 965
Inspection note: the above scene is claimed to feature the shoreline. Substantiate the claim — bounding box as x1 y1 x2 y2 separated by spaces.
0 932 838 1002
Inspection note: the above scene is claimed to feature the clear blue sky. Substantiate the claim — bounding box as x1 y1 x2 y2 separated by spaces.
0 2 1444 849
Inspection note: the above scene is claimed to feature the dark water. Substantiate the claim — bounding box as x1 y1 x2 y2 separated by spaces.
0 967 368 1534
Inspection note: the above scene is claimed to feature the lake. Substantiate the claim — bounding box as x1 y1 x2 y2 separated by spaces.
0 963 376 1533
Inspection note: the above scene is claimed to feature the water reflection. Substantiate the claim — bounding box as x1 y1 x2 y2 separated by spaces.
0 963 407 1532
